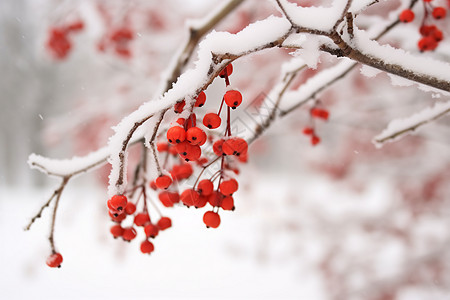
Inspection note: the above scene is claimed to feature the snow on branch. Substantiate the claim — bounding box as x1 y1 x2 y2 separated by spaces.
107 15 292 196
276 0 349 32
373 101 450 147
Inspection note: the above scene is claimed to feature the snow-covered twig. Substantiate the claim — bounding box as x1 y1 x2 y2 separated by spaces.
373 101 450 146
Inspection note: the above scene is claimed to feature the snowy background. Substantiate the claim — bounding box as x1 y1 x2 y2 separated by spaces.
2 0 450 299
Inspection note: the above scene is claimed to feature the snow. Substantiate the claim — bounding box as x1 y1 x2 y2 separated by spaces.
373 100 450 147
360 65 382 78
350 26 450 87
280 59 356 111
288 35 321 69
276 0 348 32
106 15 291 196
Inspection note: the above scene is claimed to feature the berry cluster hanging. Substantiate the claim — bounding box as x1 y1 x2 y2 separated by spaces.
399 0 448 52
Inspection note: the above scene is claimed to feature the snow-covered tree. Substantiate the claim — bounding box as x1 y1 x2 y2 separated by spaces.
17 0 450 298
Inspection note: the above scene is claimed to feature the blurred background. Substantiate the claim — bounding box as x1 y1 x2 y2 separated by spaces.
1 0 450 299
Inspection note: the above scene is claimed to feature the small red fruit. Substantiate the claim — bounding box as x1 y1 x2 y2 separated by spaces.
176 141 202 162
418 36 438 52
157 142 169 152
110 224 124 238
180 189 200 207
203 113 221 129
140 240 155 254
302 127 314 135
219 179 239 196
122 227 137 241
144 223 159 238
167 126 186 144
221 196 235 211
174 100 186 114
399 9 415 23
155 175 172 189
203 211 221 228
224 90 242 109
158 191 179 207
46 252 63 268
195 91 207 107
222 138 248 156
197 179 214 196
219 63 233 78
125 202 137 215
432 7 447 20
157 217 172 230
108 195 128 212
134 213 151 227
311 135 321 146
186 127 207 146
213 139 225 156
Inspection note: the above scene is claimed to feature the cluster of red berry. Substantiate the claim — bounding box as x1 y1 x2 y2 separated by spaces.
159 63 247 229
399 0 448 52
107 194 172 255
46 20 84 59
302 106 329 146
98 26 135 59
48 63 249 267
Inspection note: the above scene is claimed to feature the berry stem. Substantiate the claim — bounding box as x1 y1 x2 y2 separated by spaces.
48 176 69 253
192 156 221 189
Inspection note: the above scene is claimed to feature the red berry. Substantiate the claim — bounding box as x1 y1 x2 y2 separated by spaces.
176 141 202 162
311 108 329 120
197 179 214 196
186 127 207 146
176 118 185 126
140 240 155 254
399 9 415 23
203 211 221 228
155 175 172 189
174 100 186 114
157 142 169 152
66 21 84 32
432 7 446 19
108 195 128 212
134 213 151 227
208 191 223 207
144 223 159 238
46 252 63 268
122 227 137 241
221 196 235 211
110 224 124 238
219 63 233 78
203 113 221 129
170 163 193 180
195 91 207 107
419 25 437 36
149 180 158 190
311 135 321 146
418 36 438 52
302 127 314 135
196 195 209 208
224 90 242 109
167 126 186 144
222 138 248 157
109 210 126 222
431 29 443 42
158 191 179 207
157 217 172 230
213 139 225 156
219 179 239 196
125 202 137 215
186 113 197 130
180 189 200 207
